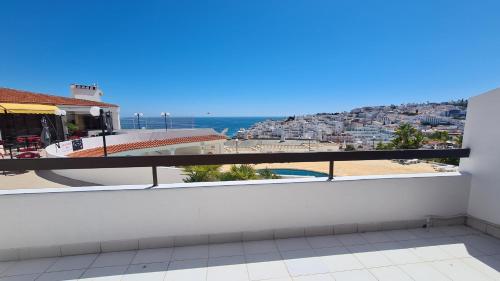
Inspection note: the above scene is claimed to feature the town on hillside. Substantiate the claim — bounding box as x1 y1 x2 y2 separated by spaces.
236 100 467 150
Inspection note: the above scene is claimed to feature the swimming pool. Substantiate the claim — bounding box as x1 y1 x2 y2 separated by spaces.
262 168 329 177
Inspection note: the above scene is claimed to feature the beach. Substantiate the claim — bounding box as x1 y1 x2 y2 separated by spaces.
251 160 437 177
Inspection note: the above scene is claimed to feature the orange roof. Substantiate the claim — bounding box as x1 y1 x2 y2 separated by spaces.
68 135 227 157
0 87 118 108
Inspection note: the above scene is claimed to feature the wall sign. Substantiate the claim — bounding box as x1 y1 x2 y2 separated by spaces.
72 139 84 151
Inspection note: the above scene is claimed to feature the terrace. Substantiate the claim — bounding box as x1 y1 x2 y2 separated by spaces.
0 88 499 280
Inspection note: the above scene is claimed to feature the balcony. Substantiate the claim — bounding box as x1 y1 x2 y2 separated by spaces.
0 89 499 280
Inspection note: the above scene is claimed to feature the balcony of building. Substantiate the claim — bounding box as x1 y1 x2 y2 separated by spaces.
0 89 499 280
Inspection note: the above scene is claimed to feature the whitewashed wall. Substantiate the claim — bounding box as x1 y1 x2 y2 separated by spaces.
45 128 221 157
0 173 470 253
460 88 500 224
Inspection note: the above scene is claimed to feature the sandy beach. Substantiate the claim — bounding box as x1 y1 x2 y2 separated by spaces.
251 160 437 176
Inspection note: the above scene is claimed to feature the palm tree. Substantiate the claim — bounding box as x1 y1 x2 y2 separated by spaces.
258 168 281 179
392 123 424 149
182 165 222 182
220 164 259 181
455 135 463 148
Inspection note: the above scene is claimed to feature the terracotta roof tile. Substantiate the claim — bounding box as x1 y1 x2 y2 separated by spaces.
0 87 118 107
68 134 226 157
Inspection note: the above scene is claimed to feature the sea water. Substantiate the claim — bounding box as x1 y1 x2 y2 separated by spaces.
120 116 283 137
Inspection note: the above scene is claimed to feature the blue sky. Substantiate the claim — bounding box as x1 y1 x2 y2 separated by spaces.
1 1 499 117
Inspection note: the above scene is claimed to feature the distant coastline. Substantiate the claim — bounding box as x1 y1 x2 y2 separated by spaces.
120 116 283 136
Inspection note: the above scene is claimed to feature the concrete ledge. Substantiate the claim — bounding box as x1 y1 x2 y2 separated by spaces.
466 216 500 239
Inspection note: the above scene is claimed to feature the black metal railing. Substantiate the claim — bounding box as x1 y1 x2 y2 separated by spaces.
0 149 470 187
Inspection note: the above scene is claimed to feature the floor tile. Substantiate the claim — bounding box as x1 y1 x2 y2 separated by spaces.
276 238 311 252
122 262 168 281
409 228 447 239
461 256 500 280
306 236 342 249
369 266 413 281
437 240 483 258
383 230 418 241
432 259 493 281
347 244 393 268
172 245 209 261
207 256 248 281
91 251 136 267
165 259 207 281
0 258 57 277
36 269 84 281
360 231 393 243
372 242 421 265
243 240 279 254
336 234 368 246
209 242 244 258
314 246 364 272
0 262 16 276
399 262 450 281
47 254 97 272
281 250 329 277
81 265 128 281
332 269 378 281
131 248 173 264
401 239 454 262
456 235 500 255
245 252 290 280
438 226 479 236
292 273 335 281
0 274 39 281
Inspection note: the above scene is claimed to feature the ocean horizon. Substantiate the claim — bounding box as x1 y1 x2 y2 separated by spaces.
120 116 284 136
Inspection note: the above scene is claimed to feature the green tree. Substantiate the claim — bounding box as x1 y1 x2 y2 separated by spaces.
182 165 222 182
428 131 449 142
220 164 260 181
258 168 282 179
455 135 463 147
66 122 78 135
183 164 281 182
344 144 356 151
392 123 424 149
376 142 394 150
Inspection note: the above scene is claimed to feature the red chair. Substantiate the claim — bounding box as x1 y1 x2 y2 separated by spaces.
16 137 27 145
15 151 41 159
27 136 41 149
18 147 38 152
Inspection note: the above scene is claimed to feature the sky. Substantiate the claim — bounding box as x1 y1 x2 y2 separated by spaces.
1 0 499 117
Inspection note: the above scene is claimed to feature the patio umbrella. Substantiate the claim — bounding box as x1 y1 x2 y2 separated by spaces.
40 117 51 147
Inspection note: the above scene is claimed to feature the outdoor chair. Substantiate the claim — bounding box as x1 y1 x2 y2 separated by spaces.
27 136 41 149
15 151 41 159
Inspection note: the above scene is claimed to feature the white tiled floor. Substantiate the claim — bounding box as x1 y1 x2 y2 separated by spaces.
1 226 500 280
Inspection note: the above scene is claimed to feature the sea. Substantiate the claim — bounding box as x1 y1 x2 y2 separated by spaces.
120 117 283 137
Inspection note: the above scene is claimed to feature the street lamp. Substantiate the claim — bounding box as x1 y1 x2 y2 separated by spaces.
161 112 170 133
372 135 376 149
134 113 143 129
90 106 108 157
235 138 239 154
308 136 312 151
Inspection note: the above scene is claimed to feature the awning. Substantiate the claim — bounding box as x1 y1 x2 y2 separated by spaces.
0 103 59 114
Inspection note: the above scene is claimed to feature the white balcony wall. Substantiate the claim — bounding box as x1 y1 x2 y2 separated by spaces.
461 88 500 224
0 173 469 251
45 128 221 157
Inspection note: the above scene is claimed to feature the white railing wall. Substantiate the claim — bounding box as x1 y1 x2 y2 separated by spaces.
0 173 470 258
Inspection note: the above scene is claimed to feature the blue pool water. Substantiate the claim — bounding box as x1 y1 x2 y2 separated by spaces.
263 169 329 177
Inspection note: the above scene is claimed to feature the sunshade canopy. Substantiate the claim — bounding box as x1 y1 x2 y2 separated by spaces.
0 103 58 114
